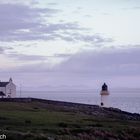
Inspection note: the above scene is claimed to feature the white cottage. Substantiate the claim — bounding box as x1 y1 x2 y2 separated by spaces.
0 78 16 98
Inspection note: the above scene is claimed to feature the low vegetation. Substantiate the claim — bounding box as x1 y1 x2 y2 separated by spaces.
0 100 140 140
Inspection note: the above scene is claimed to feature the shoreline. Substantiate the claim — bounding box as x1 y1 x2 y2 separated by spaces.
16 90 140 114
0 97 140 139
0 97 140 120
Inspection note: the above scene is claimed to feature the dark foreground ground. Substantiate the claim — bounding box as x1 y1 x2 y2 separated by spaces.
0 98 140 140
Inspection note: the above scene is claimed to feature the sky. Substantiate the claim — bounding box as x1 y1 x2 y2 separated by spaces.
0 0 140 90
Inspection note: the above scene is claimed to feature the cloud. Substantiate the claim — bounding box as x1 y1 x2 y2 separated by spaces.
7 53 48 61
58 33 112 44
0 3 59 41
0 0 37 5
6 47 140 76
0 47 4 54
0 46 13 54
48 3 58 6
0 2 112 45
56 47 140 77
1 47 140 88
54 53 72 58
122 6 140 10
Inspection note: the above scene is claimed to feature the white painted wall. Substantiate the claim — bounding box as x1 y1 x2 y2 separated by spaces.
101 95 110 107
6 83 16 98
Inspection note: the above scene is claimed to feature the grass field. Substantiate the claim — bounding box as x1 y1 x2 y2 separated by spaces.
0 101 140 140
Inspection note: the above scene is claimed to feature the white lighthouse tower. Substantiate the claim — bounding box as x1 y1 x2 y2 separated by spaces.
100 83 110 107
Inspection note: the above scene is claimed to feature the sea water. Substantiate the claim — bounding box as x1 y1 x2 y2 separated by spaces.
17 90 140 114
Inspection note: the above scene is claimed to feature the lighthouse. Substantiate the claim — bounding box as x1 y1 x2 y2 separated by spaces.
100 83 110 107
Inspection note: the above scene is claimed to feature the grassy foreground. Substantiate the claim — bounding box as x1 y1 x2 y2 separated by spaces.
0 99 140 140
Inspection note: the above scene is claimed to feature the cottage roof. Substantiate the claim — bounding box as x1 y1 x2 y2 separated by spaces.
0 82 9 87
0 91 6 96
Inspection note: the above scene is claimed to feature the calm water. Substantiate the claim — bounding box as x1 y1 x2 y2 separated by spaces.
17 90 140 114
